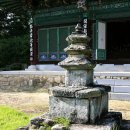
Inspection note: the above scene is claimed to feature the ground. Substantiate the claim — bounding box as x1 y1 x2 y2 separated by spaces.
0 92 49 117
0 92 130 120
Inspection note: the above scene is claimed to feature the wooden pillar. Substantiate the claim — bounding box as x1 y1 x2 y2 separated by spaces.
30 24 38 66
31 25 38 65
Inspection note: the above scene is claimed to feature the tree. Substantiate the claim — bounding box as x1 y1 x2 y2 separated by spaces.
0 0 77 70
0 8 29 38
0 1 31 69
0 0 77 37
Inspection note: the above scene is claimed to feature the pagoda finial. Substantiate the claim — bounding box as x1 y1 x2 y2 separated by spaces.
75 23 83 34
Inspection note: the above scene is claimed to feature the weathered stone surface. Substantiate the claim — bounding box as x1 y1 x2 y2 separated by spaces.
30 124 37 129
65 70 93 87
64 44 91 55
100 94 108 114
59 55 94 70
75 99 89 124
54 77 62 84
30 117 44 126
17 126 29 130
49 92 109 124
50 87 83 97
75 88 103 98
70 112 122 130
0 71 65 92
50 86 110 98
70 123 119 130
49 96 76 122
51 124 66 130
44 118 55 126
18 112 123 130
39 126 45 130
58 23 95 87
90 97 102 124
89 94 108 124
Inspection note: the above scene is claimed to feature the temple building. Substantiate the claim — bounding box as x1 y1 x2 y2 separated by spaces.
29 0 130 71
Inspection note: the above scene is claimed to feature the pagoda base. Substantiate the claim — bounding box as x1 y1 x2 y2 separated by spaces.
70 112 122 130
49 85 111 124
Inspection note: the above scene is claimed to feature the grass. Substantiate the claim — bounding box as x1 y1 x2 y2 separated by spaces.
0 106 30 130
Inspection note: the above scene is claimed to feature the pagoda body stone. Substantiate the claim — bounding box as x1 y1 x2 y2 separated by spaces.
58 24 94 87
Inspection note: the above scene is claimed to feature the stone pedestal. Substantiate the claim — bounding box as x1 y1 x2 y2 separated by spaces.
49 85 110 124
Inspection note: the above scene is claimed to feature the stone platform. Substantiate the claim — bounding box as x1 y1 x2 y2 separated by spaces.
17 112 122 130
49 85 111 124
70 112 122 130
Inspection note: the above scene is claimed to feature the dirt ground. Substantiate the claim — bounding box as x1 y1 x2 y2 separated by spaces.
0 92 49 117
0 92 130 120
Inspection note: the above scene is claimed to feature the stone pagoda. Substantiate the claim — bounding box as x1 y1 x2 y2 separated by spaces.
49 23 122 129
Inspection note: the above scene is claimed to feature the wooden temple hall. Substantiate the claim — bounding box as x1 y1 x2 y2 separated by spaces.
29 0 130 70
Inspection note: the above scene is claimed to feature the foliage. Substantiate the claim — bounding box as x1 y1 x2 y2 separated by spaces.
0 35 29 70
0 8 29 38
0 106 30 130
0 3 29 70
54 117 70 129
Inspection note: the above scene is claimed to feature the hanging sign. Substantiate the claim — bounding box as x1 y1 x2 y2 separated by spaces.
29 18 33 61
83 18 87 35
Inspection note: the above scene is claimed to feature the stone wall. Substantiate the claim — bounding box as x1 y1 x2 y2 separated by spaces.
1 71 130 100
94 72 130 80
0 71 65 92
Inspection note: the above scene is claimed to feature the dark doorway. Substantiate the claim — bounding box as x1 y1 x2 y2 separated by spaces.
107 20 130 62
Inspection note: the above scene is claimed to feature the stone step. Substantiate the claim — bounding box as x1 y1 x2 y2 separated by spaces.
115 80 130 86
70 124 116 130
94 72 130 77
70 112 122 130
70 122 130 130
113 86 130 93
94 64 130 72
95 79 130 86
95 79 115 85
109 92 130 101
